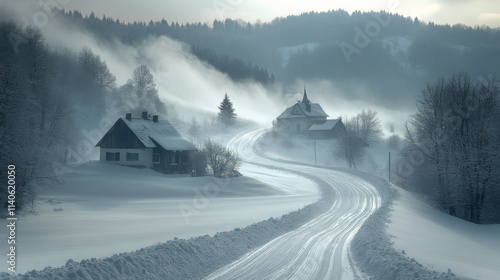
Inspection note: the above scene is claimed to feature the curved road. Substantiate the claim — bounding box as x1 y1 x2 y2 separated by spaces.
204 128 381 280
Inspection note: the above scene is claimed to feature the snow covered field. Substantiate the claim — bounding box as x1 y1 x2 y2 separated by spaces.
2 126 499 280
255 131 393 178
0 160 319 274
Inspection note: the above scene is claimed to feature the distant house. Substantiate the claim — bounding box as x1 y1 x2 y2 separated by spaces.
276 88 328 134
308 119 346 139
276 88 345 139
95 112 197 174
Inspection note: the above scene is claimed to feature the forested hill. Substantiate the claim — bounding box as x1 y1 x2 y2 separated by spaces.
57 9 500 106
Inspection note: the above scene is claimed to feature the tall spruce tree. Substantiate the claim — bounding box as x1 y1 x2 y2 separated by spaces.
218 93 237 129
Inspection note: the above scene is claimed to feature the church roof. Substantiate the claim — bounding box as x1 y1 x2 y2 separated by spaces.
277 103 329 119
277 89 328 119
308 119 342 131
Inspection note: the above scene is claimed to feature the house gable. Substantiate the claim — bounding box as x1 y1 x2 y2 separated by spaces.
291 103 306 117
95 119 146 149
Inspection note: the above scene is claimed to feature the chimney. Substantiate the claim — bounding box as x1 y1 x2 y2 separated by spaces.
142 111 148 120
153 115 158 123
125 113 132 121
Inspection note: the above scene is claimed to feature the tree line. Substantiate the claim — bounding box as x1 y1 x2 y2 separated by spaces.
398 73 500 223
52 9 500 112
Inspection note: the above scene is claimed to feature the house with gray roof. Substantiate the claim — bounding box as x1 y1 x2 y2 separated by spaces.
95 112 197 174
308 119 346 139
276 88 345 138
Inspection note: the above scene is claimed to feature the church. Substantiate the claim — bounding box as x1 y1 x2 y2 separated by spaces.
276 88 346 139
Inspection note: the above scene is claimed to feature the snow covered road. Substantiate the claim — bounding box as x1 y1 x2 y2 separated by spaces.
205 128 381 280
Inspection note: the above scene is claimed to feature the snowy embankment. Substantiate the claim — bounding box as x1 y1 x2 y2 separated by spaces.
349 177 460 280
387 188 500 280
1 167 333 280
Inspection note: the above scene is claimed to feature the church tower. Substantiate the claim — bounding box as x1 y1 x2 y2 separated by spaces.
302 86 311 112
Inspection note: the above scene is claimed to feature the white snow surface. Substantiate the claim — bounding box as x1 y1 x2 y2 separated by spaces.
1 126 383 280
388 188 500 280
0 159 319 274
203 128 381 279
2 126 496 279
256 129 500 280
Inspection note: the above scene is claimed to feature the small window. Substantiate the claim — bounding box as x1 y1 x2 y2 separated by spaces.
153 153 160 164
106 152 120 161
126 152 139 161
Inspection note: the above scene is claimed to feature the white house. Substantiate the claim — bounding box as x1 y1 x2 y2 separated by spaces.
276 88 329 134
95 112 197 174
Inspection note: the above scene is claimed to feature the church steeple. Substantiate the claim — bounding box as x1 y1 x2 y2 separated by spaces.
302 86 311 112
302 86 310 104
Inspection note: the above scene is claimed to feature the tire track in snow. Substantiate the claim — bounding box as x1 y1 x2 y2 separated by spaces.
204 128 381 280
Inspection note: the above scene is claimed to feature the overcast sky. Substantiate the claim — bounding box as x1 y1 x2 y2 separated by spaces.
52 0 500 27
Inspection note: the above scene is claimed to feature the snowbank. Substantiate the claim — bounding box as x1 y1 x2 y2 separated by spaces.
388 188 500 280
349 176 460 280
1 167 333 280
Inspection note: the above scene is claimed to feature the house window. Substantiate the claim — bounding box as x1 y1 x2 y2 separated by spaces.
126 152 139 161
153 153 160 164
106 152 120 161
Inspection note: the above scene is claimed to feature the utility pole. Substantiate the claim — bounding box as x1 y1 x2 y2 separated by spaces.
314 141 317 166
388 152 391 183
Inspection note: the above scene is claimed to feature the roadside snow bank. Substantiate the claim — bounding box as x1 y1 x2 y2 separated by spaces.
350 175 460 280
388 188 500 280
1 168 333 280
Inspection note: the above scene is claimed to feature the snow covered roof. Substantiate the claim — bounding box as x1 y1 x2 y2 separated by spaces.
308 119 342 131
99 117 197 151
123 117 196 151
277 103 329 119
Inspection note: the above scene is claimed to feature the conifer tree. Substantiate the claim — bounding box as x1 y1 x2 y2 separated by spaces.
218 93 236 129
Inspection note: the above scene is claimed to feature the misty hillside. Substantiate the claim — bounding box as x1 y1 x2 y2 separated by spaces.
58 9 500 107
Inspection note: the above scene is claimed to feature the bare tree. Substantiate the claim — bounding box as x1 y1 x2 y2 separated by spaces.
404 72 500 223
1 25 72 214
344 109 382 143
78 47 115 92
77 47 115 109
204 140 241 178
337 135 367 168
126 65 165 113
